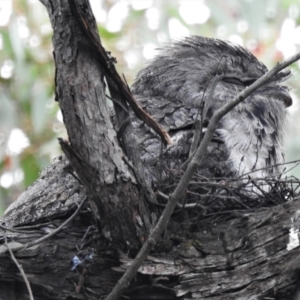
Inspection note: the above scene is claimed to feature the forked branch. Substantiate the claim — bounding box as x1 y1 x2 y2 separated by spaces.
67 0 171 145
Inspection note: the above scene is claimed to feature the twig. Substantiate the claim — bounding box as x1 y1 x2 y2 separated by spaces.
76 268 87 293
157 190 207 209
189 113 202 159
106 93 129 113
6 221 56 230
81 226 93 244
186 75 223 166
8 197 88 252
24 196 88 250
238 159 300 178
104 51 300 300
0 224 39 234
4 232 34 300
189 95 205 159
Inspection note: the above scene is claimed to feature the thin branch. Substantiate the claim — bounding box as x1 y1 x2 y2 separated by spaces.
189 113 202 159
5 221 56 230
106 93 129 113
0 225 39 234
23 196 88 250
157 190 207 209
187 75 223 165
4 232 34 300
104 51 300 300
8 196 88 253
238 159 300 178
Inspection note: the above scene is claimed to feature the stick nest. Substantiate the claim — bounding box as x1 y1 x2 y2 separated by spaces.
155 160 300 224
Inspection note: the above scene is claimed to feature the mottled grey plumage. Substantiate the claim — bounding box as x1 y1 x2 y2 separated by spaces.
131 36 291 189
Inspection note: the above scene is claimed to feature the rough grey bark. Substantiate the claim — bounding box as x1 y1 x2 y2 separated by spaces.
1 1 300 300
1 159 300 299
45 0 151 251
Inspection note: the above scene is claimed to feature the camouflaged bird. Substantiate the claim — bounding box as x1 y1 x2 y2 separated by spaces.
131 36 292 190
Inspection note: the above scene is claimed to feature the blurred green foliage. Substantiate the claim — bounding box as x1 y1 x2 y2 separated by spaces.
1 0 300 214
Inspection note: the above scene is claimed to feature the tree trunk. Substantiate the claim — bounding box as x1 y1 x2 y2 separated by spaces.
1 1 300 300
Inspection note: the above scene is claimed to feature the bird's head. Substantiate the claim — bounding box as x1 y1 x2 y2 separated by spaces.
132 36 292 109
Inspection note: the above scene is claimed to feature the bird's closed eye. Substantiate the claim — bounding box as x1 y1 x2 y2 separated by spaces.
223 77 257 86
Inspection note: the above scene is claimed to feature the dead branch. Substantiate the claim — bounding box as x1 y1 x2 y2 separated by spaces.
5 196 87 253
4 232 34 300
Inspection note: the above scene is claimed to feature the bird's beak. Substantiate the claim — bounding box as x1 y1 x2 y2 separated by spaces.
263 88 292 107
276 89 292 107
